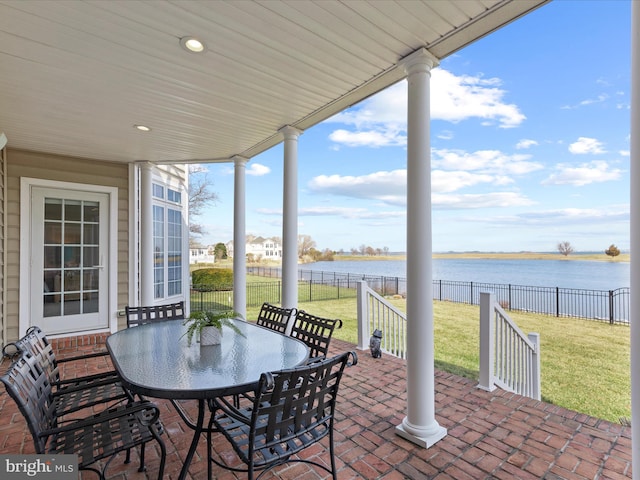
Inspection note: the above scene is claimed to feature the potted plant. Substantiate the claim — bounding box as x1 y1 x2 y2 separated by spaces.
182 309 244 346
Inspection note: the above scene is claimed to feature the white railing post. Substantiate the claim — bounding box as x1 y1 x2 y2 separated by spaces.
357 281 370 351
528 332 541 400
478 291 496 392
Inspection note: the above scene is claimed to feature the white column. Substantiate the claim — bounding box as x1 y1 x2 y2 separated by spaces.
395 48 447 448
233 156 248 319
139 162 154 306
630 2 639 478
280 126 302 311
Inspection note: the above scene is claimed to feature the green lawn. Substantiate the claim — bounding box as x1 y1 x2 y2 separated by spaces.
246 297 631 423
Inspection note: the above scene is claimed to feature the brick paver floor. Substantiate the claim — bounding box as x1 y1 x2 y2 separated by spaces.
0 335 632 479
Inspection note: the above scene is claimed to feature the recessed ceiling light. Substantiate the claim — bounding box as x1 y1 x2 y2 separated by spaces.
180 36 206 53
134 124 151 132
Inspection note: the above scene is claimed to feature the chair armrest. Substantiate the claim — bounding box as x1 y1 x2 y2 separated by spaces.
55 350 110 363
213 395 254 425
51 372 122 395
40 400 160 437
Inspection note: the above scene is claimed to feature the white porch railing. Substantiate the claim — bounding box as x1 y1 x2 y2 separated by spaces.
356 283 541 401
478 291 541 400
357 281 407 359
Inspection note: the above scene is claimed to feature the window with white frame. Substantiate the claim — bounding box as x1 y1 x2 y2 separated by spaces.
152 183 184 299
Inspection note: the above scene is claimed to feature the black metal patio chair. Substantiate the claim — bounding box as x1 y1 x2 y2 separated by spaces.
125 300 185 328
1 351 166 480
211 350 357 480
12 326 131 417
255 302 297 333
289 309 343 360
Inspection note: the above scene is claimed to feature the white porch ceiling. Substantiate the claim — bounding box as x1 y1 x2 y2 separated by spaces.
0 0 549 165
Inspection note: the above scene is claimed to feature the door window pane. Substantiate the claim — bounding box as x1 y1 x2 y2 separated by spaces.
83 224 99 245
83 201 99 223
43 197 100 318
44 222 61 244
64 200 81 222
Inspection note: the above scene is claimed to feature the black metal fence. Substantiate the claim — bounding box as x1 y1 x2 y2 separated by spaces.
190 267 631 325
433 280 630 325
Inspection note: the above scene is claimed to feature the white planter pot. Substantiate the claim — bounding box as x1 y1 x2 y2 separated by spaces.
200 326 222 346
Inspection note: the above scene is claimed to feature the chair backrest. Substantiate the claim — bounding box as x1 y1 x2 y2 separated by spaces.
14 326 61 385
249 351 357 463
289 310 343 359
256 302 297 334
1 352 56 453
125 301 185 327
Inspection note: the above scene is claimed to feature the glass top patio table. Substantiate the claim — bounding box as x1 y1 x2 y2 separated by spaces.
107 318 310 480
107 318 310 399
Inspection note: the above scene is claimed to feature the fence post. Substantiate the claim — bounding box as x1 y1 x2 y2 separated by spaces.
609 290 614 324
478 291 496 392
556 287 560 317
357 281 370 351
528 332 541 401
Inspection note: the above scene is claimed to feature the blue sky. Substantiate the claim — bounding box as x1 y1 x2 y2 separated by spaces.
193 0 631 253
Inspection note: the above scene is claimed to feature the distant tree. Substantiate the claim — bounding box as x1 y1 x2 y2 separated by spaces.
350 247 358 255
383 246 390 255
319 249 335 261
298 234 316 258
213 242 227 260
557 241 574 257
605 244 621 257
365 246 376 256
189 165 218 239
358 244 367 255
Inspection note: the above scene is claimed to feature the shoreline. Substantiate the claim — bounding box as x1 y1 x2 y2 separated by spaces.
333 252 630 263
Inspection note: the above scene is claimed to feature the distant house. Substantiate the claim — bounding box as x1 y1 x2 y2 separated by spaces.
189 246 215 264
226 237 282 260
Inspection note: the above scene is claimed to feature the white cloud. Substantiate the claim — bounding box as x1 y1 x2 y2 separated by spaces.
542 161 622 186
432 170 498 193
431 70 525 128
561 93 609 109
328 129 405 148
620 150 630 157
256 206 405 221
432 149 543 175
308 170 406 202
246 163 270 176
437 130 454 140
307 167 532 208
432 192 535 209
514 206 629 225
568 137 606 154
516 139 538 149
326 68 525 148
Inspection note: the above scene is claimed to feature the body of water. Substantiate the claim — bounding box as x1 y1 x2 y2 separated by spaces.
300 258 630 291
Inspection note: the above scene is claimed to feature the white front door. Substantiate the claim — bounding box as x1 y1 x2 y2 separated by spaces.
30 187 109 334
